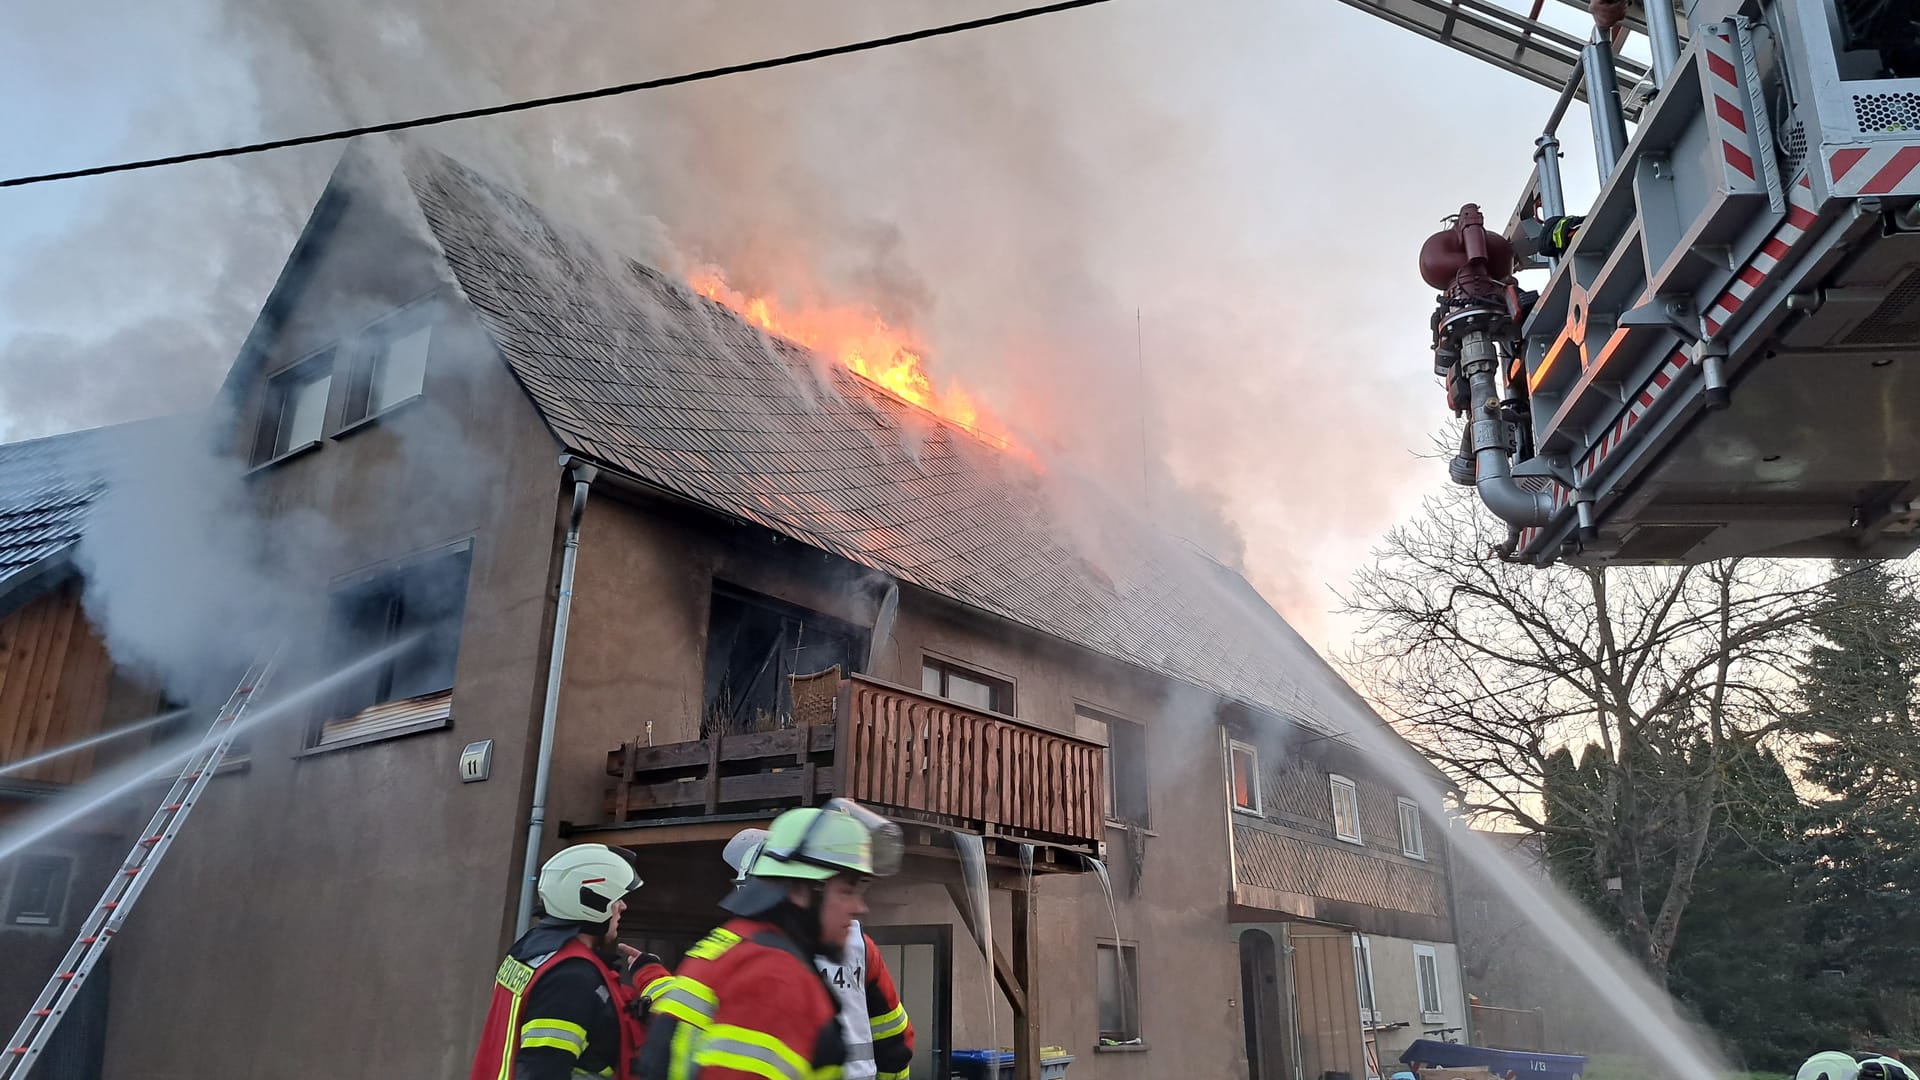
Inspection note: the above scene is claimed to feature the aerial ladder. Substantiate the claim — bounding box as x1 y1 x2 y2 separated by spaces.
2 657 275 1080
1342 0 1920 566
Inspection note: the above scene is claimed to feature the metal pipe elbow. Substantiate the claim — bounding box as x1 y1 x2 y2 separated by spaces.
1474 449 1555 526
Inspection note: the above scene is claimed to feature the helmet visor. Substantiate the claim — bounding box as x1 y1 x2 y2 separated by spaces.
823 798 903 877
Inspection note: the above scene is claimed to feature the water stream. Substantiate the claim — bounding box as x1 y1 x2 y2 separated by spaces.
951 832 1000 1064
1082 855 1136 1046
0 639 420 864
0 708 188 778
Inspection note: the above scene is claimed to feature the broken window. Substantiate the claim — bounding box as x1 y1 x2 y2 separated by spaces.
1078 707 1150 828
6 854 71 928
1096 942 1141 1043
317 544 472 747
920 658 1012 714
702 586 863 738
255 353 333 463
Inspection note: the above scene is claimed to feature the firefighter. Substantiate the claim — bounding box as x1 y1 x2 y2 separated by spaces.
723 827 916 1080
469 843 672 1080
642 799 903 1080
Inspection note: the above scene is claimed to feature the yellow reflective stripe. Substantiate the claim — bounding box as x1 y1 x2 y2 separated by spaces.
869 1003 909 1040
814 1067 845 1080
667 1023 697 1080
650 975 720 1026
521 1018 589 1056
878 1069 908 1080
697 1048 804 1080
642 973 677 1002
695 1024 810 1080
497 990 525 1080
685 927 743 962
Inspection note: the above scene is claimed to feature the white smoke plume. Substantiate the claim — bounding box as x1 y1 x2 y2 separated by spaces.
0 0 1568 653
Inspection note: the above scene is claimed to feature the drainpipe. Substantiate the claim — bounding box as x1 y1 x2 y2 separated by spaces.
516 456 599 935
1464 340 1554 527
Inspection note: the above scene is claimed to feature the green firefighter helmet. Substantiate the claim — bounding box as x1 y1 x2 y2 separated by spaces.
721 799 901 916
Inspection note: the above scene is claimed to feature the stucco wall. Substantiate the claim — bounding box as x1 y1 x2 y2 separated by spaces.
97 182 566 1079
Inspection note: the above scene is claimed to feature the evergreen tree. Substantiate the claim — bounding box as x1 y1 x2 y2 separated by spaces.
1792 560 1920 1035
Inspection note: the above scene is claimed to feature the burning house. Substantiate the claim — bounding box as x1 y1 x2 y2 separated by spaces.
0 142 1465 1080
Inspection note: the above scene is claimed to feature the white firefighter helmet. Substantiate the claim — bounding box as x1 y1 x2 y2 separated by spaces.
1799 1053 1863 1080
723 828 771 879
1859 1058 1917 1080
538 843 642 923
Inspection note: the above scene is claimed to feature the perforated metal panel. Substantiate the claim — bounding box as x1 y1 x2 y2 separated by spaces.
1854 91 1920 133
1844 268 1920 346
1780 117 1808 176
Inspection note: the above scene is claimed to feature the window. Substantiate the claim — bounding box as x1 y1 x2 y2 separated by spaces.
1096 943 1141 1044
345 317 432 424
703 587 864 737
1398 796 1426 859
316 544 473 747
1414 945 1445 1020
1230 740 1261 815
1078 707 1150 828
1330 774 1362 843
1353 935 1378 1024
920 658 1011 714
255 354 333 463
6 855 72 927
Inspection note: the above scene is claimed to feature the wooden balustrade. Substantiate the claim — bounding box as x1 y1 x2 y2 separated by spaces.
601 667 1104 851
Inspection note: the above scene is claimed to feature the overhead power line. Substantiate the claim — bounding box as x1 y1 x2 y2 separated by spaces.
1 0 1119 190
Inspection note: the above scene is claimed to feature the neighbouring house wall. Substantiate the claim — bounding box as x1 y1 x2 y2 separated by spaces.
1364 936 1468 1064
1233 740 1455 942
0 582 126 785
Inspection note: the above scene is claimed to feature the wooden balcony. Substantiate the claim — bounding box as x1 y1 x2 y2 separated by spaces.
592 668 1105 863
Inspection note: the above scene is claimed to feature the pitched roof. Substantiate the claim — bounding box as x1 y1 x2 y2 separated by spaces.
0 418 184 605
0 426 116 596
404 149 1384 738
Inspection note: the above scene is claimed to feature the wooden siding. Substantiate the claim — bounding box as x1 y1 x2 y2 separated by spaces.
0 583 116 785
1234 823 1447 917
1291 927 1366 1080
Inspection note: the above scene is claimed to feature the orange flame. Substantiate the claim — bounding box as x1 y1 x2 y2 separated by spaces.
688 267 1007 450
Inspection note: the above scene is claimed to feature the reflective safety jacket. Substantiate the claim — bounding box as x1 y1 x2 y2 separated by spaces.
641 918 845 1080
469 934 673 1080
814 920 913 1080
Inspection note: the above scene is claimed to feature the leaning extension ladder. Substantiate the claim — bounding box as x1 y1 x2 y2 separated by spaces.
2 654 276 1079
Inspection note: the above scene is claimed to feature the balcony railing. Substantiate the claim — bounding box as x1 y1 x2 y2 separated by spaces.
600 667 1105 852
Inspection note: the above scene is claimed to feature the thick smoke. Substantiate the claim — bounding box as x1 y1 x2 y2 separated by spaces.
0 0 1560 652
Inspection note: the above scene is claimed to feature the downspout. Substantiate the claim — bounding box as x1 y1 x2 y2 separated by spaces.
516 456 599 934
1439 811 1473 1046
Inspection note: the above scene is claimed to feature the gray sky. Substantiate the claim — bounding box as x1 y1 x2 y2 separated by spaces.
0 0 1613 652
